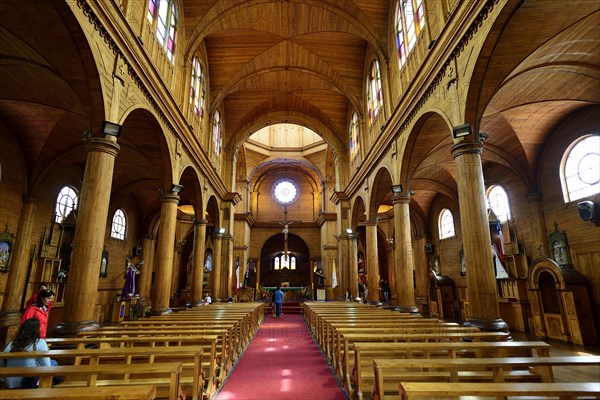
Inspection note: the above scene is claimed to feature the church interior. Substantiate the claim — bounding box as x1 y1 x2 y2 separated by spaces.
0 0 599 398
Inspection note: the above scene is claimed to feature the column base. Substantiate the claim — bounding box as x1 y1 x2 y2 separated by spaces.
394 305 421 316
464 317 510 339
148 308 173 316
52 320 101 337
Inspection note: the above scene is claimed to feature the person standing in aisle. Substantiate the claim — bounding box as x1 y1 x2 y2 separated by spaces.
274 286 284 318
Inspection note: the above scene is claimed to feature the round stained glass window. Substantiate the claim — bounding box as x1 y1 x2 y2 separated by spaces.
273 180 298 205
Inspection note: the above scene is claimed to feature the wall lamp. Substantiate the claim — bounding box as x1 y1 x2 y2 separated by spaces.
391 184 403 194
346 228 353 234
452 123 472 139
218 227 226 234
171 184 184 194
101 121 122 138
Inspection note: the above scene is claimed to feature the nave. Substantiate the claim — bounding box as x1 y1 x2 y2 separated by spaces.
2 300 598 399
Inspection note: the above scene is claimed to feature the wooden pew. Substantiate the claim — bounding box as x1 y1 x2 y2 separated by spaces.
45 335 219 397
398 382 600 400
0 363 183 400
373 356 600 400
1 346 205 400
0 385 157 399
351 340 552 400
337 331 509 391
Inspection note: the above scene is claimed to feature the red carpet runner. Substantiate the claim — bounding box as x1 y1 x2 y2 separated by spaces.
215 313 347 400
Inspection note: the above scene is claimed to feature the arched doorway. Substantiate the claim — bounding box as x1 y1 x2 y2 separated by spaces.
260 233 311 287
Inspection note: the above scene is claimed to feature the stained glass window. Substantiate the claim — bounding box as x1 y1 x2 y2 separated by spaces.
350 112 360 160
273 180 299 204
395 0 426 68
367 60 383 127
213 111 222 157
190 57 206 118
147 0 177 63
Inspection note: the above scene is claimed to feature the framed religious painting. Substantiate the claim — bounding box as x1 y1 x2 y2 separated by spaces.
0 224 15 273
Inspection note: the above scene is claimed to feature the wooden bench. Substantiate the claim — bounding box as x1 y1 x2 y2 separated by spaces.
0 362 183 400
373 356 600 400
351 341 552 400
0 385 157 399
45 336 219 398
398 382 600 400
337 331 509 387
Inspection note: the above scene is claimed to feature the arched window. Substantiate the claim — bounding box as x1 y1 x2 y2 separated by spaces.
147 0 178 62
487 185 511 222
366 59 383 127
212 111 222 157
395 0 426 68
349 112 360 160
190 56 206 118
274 256 280 270
290 256 296 270
110 209 127 240
438 208 455 239
561 134 600 202
55 186 78 223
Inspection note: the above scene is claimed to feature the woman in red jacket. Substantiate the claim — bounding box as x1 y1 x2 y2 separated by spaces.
20 289 54 338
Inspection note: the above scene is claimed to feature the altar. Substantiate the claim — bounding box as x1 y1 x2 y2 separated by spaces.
259 286 311 301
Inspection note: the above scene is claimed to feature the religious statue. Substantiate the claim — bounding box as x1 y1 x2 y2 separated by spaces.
121 256 144 298
314 268 326 288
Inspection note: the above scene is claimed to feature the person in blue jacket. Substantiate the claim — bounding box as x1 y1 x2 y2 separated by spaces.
274 286 284 318
2 318 52 388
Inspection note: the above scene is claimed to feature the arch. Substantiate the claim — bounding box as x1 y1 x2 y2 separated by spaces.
369 166 393 218
206 195 221 228
350 195 367 229
178 165 204 221
259 232 311 287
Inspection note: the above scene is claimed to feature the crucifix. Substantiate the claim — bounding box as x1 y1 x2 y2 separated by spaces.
278 205 295 261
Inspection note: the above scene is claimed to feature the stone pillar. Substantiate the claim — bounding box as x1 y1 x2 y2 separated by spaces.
149 193 179 315
452 140 507 332
392 194 419 313
55 138 120 335
365 220 380 303
0 196 38 340
212 233 223 300
138 235 155 305
191 219 207 306
527 193 550 257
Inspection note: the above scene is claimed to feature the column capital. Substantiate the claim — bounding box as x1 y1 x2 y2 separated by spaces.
85 137 120 157
391 193 411 205
451 140 483 159
160 193 180 204
364 219 378 226
194 219 208 226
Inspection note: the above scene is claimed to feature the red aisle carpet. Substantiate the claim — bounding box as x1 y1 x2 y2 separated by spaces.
215 313 347 400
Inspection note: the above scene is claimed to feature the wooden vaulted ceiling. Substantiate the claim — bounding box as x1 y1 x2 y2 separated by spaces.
182 0 390 154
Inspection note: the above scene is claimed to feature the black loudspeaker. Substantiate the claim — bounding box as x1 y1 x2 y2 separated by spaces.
425 243 433 254
577 201 595 221
134 245 143 256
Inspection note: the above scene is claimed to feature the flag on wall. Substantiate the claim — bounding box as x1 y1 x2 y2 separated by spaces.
496 220 505 262
234 256 239 295
331 260 338 288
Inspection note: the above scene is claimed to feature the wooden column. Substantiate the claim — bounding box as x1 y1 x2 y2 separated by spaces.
149 193 179 315
365 220 380 303
392 194 419 313
211 233 223 300
452 140 507 332
138 235 155 305
0 196 38 331
55 138 119 334
348 233 359 298
224 234 234 299
527 193 550 257
338 234 350 295
414 236 429 300
191 219 207 306
255 258 261 293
